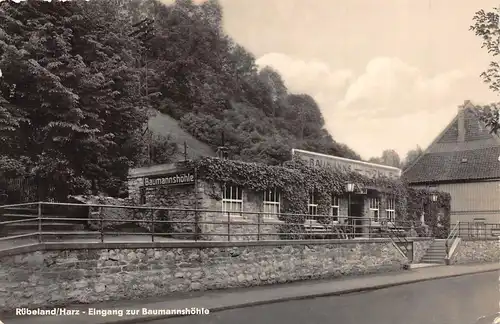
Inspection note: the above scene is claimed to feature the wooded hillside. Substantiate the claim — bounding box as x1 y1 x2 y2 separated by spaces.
0 0 360 199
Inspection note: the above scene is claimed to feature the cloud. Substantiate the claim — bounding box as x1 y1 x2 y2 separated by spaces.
255 52 490 159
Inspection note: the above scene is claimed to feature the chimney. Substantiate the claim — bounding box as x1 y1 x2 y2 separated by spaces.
457 100 468 142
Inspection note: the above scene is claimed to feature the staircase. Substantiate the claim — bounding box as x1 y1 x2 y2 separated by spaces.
420 239 447 264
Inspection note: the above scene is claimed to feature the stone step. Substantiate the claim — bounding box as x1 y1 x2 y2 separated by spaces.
426 251 446 255
421 255 445 260
421 256 445 261
426 252 446 256
427 247 446 250
420 260 446 265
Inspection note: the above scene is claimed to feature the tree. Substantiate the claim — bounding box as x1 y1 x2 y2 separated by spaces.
368 157 383 164
381 149 401 168
1 0 365 203
368 149 401 168
470 7 500 133
0 0 148 198
402 146 423 170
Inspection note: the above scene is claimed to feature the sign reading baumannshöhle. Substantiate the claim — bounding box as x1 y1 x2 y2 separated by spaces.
144 171 195 187
292 149 401 180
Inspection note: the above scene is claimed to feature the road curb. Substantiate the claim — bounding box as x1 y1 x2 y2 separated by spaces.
100 267 500 324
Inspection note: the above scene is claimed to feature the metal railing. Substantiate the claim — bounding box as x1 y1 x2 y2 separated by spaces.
385 221 411 258
445 222 460 257
451 222 500 240
0 202 446 245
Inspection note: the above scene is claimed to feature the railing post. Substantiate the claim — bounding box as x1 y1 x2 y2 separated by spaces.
227 211 230 242
37 202 42 243
194 209 199 242
368 218 371 239
257 213 261 241
331 215 334 239
309 217 312 240
151 208 154 242
100 207 104 243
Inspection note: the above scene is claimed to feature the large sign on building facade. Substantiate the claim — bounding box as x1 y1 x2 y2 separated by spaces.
144 170 195 187
292 149 401 180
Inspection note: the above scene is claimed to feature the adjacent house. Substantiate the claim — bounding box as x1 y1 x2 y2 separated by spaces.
402 100 500 225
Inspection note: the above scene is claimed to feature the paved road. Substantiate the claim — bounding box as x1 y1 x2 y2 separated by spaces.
151 272 500 324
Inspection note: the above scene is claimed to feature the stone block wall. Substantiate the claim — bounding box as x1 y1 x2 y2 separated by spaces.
195 182 281 241
450 238 500 264
141 185 201 237
0 240 408 313
127 177 143 203
128 174 415 242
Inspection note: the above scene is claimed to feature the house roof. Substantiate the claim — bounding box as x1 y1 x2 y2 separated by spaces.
402 100 500 184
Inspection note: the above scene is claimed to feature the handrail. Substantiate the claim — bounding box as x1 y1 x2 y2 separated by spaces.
384 221 411 259
0 201 438 247
445 222 460 257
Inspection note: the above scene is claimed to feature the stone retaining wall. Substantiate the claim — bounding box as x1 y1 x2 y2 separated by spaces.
450 238 500 264
0 239 408 313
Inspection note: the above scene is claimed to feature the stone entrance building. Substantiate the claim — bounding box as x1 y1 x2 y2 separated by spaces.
127 149 406 241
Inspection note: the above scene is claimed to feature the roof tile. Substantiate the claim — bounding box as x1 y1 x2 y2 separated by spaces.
403 105 500 183
403 147 500 183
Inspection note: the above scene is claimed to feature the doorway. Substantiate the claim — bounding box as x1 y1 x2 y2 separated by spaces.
348 195 364 236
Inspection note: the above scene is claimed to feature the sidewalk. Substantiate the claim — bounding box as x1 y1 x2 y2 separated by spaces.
3 263 500 324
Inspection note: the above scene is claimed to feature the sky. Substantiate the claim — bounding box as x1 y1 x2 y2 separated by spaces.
169 0 500 160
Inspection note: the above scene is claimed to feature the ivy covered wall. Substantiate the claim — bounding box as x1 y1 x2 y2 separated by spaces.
182 157 451 238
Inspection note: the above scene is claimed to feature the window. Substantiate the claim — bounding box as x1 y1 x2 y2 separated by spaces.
263 188 280 219
386 198 396 223
369 197 380 223
330 196 340 223
307 190 318 221
222 185 243 218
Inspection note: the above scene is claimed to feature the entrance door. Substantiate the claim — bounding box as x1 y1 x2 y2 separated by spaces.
349 195 364 236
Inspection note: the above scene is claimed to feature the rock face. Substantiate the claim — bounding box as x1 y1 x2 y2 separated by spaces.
451 239 500 264
0 241 408 313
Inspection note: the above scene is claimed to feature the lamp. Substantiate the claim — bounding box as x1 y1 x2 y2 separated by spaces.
345 183 355 237
431 193 438 202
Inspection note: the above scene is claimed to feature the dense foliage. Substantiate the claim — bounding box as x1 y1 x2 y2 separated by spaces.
134 0 361 164
471 8 500 133
0 0 361 201
187 157 451 237
406 187 451 238
0 0 149 199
